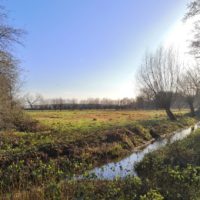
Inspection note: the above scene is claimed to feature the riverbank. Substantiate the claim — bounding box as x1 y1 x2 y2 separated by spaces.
87 122 199 179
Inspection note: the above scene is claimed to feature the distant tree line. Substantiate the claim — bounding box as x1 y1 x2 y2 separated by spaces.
24 96 137 110
24 93 190 111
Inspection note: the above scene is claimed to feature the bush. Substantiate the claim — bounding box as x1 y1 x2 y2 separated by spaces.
12 111 43 132
140 190 164 200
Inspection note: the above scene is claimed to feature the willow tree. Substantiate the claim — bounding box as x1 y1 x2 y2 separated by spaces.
178 70 197 116
138 47 180 120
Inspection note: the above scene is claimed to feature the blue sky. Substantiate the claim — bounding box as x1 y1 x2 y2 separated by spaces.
3 0 189 99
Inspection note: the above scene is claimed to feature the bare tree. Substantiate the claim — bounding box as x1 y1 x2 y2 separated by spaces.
135 96 145 109
0 7 24 129
184 0 200 58
173 93 186 111
0 8 23 52
178 71 197 116
25 93 43 109
0 50 22 129
51 98 66 110
56 98 65 110
184 0 200 19
138 47 180 120
186 65 200 110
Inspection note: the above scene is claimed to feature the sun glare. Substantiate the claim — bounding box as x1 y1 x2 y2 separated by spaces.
164 17 197 65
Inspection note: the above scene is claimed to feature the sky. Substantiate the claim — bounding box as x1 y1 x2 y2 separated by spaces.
2 0 192 99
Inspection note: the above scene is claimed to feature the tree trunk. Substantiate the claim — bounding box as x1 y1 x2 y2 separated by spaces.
165 108 177 121
189 103 195 117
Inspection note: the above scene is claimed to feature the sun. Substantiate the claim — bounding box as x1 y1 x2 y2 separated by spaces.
164 17 196 64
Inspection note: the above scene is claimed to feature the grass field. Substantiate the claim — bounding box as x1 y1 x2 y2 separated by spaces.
28 109 187 140
0 109 197 199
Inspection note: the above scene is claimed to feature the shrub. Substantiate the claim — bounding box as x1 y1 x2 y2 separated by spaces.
140 190 164 200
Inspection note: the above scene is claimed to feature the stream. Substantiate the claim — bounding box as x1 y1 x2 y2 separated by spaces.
86 122 200 180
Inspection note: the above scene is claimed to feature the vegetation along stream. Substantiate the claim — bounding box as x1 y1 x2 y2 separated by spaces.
86 122 200 180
